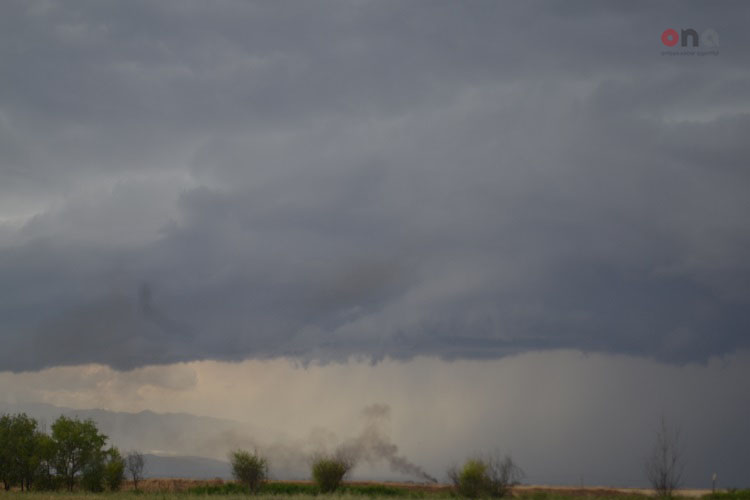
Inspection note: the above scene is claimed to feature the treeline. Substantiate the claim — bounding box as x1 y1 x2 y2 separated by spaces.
0 413 143 492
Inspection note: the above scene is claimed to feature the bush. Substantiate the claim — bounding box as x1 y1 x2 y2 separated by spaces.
449 454 523 498
450 459 487 499
229 449 268 493
104 448 126 491
311 455 352 493
80 447 125 492
80 454 105 492
31 473 62 492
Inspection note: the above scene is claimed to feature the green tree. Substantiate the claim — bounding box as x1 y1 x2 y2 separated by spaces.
0 413 41 491
32 432 58 491
80 447 124 492
51 416 107 491
9 413 40 491
80 450 106 492
0 414 13 490
104 447 126 491
230 449 268 493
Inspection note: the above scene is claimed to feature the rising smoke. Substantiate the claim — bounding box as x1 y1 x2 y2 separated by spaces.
4 400 437 482
194 403 437 482
333 404 438 483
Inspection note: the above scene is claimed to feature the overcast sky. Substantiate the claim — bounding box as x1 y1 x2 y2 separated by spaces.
1 0 749 488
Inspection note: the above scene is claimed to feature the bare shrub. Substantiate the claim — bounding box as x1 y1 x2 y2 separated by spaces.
125 451 145 492
645 417 685 498
485 454 524 497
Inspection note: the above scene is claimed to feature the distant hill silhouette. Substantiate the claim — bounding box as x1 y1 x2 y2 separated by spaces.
0 401 265 478
142 454 231 479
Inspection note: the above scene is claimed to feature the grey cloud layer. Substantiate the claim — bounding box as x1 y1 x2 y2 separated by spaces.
1 1 750 370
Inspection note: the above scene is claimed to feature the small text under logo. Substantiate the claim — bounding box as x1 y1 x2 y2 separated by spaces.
660 28 719 56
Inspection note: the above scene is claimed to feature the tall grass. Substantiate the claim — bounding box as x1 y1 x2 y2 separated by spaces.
1 487 746 500
0 494 419 500
704 491 750 500
188 482 419 496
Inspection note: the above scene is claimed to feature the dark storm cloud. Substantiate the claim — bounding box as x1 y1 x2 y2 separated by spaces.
1 1 750 370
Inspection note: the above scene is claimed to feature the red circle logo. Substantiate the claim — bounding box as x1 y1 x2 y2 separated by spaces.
661 29 679 47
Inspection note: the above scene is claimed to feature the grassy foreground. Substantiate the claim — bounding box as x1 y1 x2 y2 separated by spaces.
0 493 725 500
0 485 747 500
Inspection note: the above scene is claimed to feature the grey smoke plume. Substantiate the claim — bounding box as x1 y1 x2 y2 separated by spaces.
335 404 437 483
189 403 438 482
179 403 438 482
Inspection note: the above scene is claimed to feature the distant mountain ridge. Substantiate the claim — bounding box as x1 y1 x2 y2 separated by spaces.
0 401 256 478
0 401 397 481
141 454 231 479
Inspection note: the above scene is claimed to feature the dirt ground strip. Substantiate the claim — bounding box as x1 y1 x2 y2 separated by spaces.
513 485 712 498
